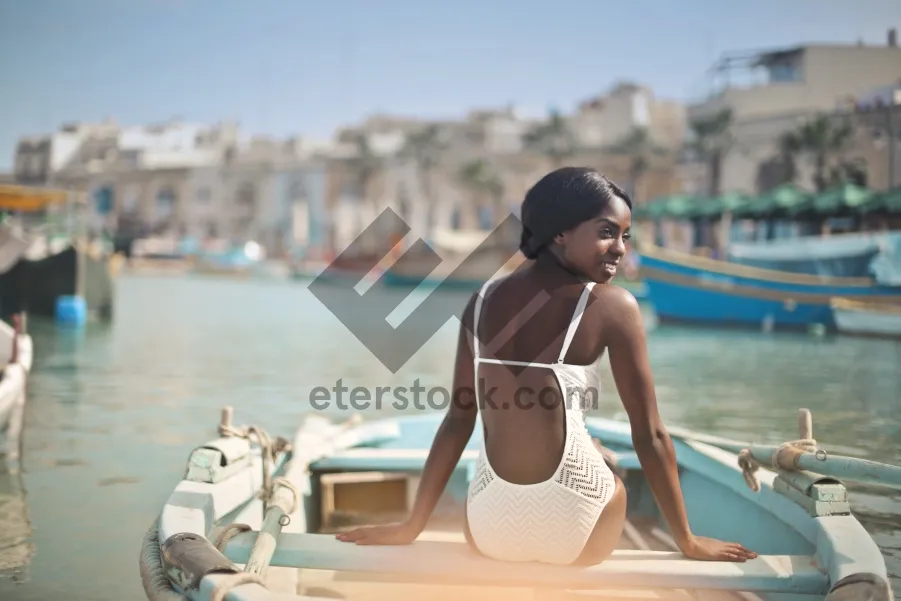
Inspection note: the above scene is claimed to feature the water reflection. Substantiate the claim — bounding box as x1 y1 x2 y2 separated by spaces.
0 466 33 583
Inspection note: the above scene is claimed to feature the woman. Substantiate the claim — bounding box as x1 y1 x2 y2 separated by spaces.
337 167 757 566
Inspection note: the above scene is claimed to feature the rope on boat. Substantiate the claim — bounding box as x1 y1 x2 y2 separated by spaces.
738 438 818 492
139 515 187 601
209 572 266 601
218 417 293 511
737 408 818 492
213 524 254 552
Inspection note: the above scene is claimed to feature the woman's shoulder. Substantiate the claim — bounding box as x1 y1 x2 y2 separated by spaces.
588 282 642 317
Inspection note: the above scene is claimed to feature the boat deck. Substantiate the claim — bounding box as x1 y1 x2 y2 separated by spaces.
262 534 740 600
230 508 758 601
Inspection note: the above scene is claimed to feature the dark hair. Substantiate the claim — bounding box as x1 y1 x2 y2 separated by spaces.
519 167 632 260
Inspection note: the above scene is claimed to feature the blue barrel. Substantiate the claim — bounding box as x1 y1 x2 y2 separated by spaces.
56 295 87 326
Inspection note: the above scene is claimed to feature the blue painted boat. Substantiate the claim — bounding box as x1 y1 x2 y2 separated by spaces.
139 406 898 601
638 244 901 330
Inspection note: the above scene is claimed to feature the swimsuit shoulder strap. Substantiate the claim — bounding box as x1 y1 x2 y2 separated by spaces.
472 279 496 361
556 282 596 364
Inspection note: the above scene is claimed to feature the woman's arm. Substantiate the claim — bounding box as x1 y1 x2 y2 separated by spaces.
602 286 756 562
337 293 479 545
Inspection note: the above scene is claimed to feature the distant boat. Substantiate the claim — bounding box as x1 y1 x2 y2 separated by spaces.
638 243 901 330
726 231 901 279
0 186 117 321
831 297 901 338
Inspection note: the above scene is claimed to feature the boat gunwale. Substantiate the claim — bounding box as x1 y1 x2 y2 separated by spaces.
830 296 901 314
149 413 892 601
640 265 900 308
638 244 884 288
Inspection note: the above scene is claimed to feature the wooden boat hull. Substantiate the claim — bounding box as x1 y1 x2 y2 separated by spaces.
0 245 115 321
638 245 901 330
142 409 894 601
831 298 901 338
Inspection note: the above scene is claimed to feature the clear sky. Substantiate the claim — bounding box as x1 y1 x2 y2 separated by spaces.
1 0 899 170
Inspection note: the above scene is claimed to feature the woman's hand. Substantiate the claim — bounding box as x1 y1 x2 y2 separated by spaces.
335 521 420 546
679 535 758 562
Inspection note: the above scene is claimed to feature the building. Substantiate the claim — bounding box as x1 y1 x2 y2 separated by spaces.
13 119 120 185
685 29 901 194
570 82 687 150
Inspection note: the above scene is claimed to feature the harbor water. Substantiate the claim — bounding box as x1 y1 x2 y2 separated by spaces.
1 273 900 601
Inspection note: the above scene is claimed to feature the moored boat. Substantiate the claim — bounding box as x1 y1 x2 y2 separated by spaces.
830 297 901 339
638 244 901 330
0 186 118 321
0 314 33 465
139 406 898 601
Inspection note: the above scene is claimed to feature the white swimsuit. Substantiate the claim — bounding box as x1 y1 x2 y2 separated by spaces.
465 279 617 565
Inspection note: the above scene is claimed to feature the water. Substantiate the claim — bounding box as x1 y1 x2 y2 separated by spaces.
1 273 899 600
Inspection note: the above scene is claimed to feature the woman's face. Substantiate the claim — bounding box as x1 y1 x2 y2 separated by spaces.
554 195 632 283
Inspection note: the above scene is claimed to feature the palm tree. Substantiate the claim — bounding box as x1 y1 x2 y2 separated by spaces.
345 133 380 203
523 109 577 168
457 159 505 229
343 133 382 254
687 108 733 196
401 125 447 237
779 113 854 192
610 127 668 200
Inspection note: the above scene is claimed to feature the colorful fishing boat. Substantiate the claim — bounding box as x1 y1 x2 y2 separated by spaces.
830 297 901 339
637 244 901 330
0 314 33 464
139 406 898 601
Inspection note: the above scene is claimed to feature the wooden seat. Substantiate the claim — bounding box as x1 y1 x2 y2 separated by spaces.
310 449 641 473
221 532 829 595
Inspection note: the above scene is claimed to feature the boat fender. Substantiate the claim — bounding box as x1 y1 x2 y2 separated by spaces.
160 532 241 592
185 438 253 484
824 572 892 601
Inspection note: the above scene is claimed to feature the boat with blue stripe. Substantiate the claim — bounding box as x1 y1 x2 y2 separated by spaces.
638 243 901 330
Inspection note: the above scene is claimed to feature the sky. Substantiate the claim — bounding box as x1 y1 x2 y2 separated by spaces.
1 0 900 170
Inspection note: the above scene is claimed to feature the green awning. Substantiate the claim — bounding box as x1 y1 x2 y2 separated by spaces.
735 184 813 218
697 191 754 218
859 186 901 214
812 183 875 214
634 194 705 220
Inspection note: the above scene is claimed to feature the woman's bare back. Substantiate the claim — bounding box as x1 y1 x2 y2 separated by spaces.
473 266 612 485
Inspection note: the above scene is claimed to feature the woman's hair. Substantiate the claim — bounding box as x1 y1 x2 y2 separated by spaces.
519 167 632 260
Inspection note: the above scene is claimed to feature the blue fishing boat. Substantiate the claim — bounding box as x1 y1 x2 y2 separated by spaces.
139 406 898 601
637 243 901 330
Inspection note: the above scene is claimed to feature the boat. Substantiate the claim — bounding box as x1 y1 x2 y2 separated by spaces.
726 232 901 279
289 260 382 286
0 185 118 321
637 243 901 330
0 314 33 465
139 406 898 601
830 297 901 338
